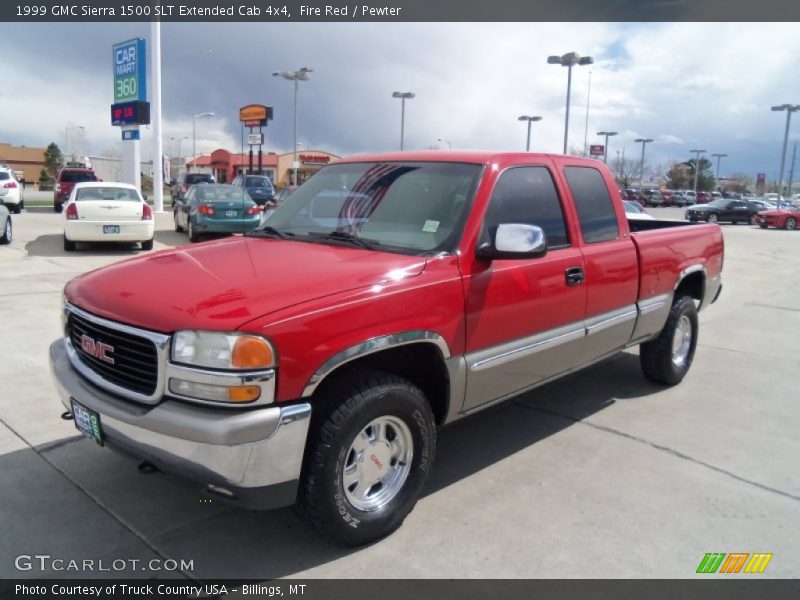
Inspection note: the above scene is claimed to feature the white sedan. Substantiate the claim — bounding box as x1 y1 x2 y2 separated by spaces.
63 182 154 251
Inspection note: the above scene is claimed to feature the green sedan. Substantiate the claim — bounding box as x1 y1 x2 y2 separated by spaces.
173 184 263 242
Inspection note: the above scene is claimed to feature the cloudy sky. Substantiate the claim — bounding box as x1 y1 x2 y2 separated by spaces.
1 22 799 180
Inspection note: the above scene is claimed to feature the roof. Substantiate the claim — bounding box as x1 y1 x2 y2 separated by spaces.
335 150 601 165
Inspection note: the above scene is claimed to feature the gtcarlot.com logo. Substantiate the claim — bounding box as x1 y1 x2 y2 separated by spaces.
696 552 773 574
14 554 194 573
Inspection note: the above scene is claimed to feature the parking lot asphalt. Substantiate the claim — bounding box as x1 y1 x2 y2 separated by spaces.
0 206 797 579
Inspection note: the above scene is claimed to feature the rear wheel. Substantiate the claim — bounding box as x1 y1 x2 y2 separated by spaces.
297 371 436 546
0 218 11 245
749 214 757 225
173 210 183 232
188 219 200 243
141 239 154 251
63 235 76 252
785 217 797 231
640 295 698 386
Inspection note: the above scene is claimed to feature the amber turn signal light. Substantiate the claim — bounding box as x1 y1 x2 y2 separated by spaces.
227 385 262 403
231 336 274 369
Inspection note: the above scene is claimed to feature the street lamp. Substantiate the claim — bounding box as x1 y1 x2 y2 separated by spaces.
274 67 313 187
437 137 452 150
711 152 728 183
392 92 415 151
192 112 215 172
635 138 654 189
547 52 593 154
689 149 707 194
771 104 800 198
518 116 542 152
597 131 617 164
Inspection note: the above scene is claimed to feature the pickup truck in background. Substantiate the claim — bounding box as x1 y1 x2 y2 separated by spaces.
50 152 723 545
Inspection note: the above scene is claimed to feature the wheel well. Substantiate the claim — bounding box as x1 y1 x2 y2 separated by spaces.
675 271 704 302
311 343 450 425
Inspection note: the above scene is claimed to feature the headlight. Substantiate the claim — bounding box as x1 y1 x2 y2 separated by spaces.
171 331 275 370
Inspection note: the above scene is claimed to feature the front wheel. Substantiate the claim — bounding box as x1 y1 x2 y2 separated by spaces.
759 223 769 229
0 218 11 245
297 371 436 546
640 295 699 386
706 213 719 223
785 217 797 231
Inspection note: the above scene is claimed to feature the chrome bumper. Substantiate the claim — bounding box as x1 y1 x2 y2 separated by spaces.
49 339 311 509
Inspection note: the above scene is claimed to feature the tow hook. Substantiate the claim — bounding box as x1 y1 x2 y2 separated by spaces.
61 411 74 421
138 461 159 475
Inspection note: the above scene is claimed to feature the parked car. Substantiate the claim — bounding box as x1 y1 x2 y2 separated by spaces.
685 199 759 224
671 191 691 207
171 172 216 204
624 188 644 205
274 187 294 205
0 167 24 214
696 191 713 204
755 205 800 230
659 190 675 206
62 183 154 251
173 183 262 242
623 200 655 220
684 190 697 205
711 191 723 201
51 151 723 545
641 188 662 207
0 200 12 244
748 199 776 211
231 174 276 207
54 167 98 213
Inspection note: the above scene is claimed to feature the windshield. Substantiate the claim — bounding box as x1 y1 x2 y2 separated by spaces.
261 162 483 253
76 187 140 201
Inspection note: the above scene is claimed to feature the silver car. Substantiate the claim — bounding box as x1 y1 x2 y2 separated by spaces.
0 200 12 245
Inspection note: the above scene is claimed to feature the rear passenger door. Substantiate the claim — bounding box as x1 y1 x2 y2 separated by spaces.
560 165 639 358
462 164 587 411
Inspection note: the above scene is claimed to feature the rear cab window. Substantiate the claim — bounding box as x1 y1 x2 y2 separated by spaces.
563 166 619 244
483 166 570 248
60 171 97 183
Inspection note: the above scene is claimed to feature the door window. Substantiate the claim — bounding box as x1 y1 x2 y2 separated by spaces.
563 167 619 244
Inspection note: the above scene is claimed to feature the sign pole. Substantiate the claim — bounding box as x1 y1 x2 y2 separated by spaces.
151 22 164 211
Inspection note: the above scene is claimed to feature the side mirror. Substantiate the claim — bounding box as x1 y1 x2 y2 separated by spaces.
477 223 547 260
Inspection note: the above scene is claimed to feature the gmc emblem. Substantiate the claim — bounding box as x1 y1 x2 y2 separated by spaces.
80 334 115 365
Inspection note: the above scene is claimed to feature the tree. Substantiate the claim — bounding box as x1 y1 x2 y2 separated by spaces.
687 156 715 191
39 168 53 190
722 172 754 194
44 143 64 179
611 155 641 188
666 161 692 189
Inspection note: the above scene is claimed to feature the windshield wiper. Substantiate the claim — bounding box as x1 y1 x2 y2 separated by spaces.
309 230 380 250
246 226 293 240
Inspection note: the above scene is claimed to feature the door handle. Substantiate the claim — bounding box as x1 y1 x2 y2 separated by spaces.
565 267 585 286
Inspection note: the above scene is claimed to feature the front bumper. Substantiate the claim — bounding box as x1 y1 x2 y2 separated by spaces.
49 339 311 509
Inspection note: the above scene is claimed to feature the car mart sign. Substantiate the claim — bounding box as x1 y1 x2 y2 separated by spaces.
113 38 147 103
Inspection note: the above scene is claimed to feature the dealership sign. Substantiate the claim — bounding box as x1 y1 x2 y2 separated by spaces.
113 38 147 103
589 144 605 157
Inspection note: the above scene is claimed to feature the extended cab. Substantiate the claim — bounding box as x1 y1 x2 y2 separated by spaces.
50 152 723 544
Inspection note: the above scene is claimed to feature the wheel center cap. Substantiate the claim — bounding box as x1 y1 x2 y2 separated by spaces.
362 442 392 484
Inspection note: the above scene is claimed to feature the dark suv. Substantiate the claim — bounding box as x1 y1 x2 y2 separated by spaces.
171 172 216 204
231 174 276 207
54 167 98 212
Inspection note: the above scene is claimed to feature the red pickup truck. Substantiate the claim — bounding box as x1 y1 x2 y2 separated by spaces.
50 152 723 544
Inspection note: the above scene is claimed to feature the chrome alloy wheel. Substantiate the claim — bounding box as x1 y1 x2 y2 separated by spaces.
342 416 413 512
672 315 693 368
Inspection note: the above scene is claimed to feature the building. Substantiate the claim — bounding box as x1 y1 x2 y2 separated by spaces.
276 150 340 187
87 156 155 184
0 143 46 185
187 148 340 187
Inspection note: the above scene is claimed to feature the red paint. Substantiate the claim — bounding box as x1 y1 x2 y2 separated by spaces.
63 152 724 403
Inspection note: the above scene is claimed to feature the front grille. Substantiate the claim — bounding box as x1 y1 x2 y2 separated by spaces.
67 311 159 396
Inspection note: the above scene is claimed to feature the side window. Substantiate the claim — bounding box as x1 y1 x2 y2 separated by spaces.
185 188 195 204
563 166 619 244
483 166 569 248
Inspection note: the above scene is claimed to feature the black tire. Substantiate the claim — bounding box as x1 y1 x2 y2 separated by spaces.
0 218 11 245
174 210 183 232
141 238 154 251
640 295 699 386
188 219 200 243
749 214 756 225
706 213 718 223
785 217 797 231
297 370 436 546
63 235 76 252
54 203 63 213
731 220 737 225
759 223 769 229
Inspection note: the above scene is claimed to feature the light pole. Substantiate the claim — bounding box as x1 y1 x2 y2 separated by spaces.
518 116 542 152
437 137 452 149
274 67 313 187
690 148 707 194
635 138 654 189
771 104 800 199
583 70 592 156
597 131 617 163
711 152 727 183
192 112 215 172
547 52 593 154
392 91 415 151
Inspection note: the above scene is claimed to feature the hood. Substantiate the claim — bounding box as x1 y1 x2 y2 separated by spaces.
65 236 427 333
